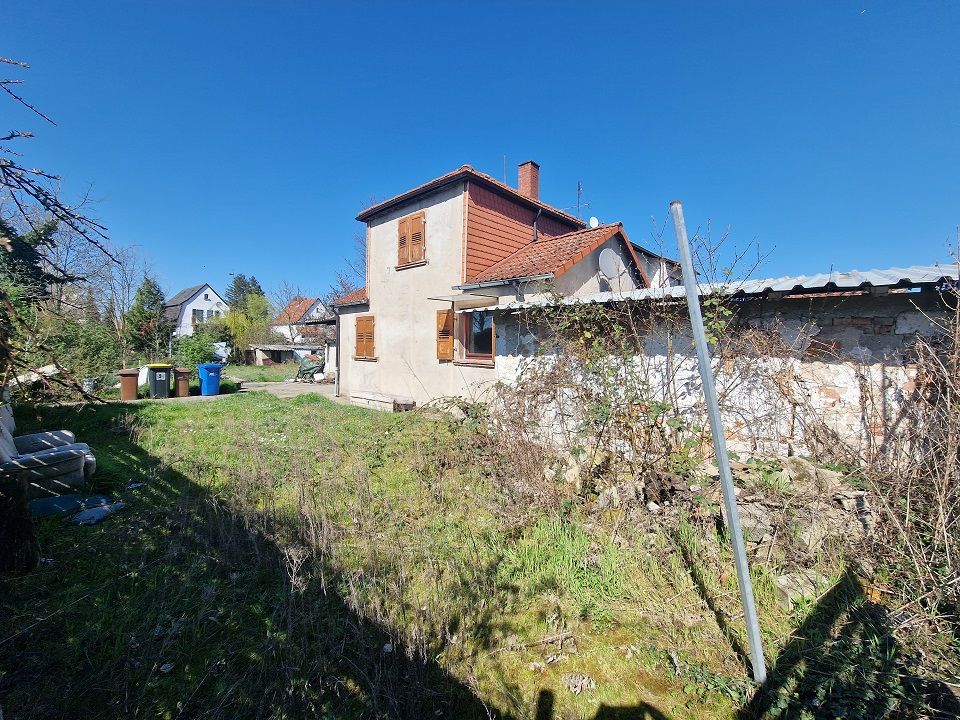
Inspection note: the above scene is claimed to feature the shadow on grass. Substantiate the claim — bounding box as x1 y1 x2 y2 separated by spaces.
0 402 679 720
535 689 671 719
739 568 960 719
674 528 754 676
0 402 498 718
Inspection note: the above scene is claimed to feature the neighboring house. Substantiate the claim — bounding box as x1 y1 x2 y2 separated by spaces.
164 283 229 338
247 333 336 379
271 296 329 342
332 161 679 409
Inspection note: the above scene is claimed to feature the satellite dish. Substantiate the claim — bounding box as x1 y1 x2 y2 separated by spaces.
598 247 621 280
588 216 600 229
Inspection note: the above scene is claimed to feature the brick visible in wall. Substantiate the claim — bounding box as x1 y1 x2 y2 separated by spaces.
820 386 842 401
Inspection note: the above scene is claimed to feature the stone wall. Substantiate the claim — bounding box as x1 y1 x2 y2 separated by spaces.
494 288 950 459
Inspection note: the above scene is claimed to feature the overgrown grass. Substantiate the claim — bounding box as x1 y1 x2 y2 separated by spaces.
223 362 299 383
1 394 951 719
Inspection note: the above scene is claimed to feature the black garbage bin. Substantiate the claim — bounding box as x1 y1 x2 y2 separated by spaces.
146 363 173 399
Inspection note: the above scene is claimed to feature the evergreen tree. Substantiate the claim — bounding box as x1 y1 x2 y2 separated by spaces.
246 276 264 298
225 273 249 309
124 276 172 360
225 273 266 311
0 218 67 301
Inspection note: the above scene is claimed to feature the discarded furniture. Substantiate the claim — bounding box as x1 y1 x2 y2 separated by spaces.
0 396 97 499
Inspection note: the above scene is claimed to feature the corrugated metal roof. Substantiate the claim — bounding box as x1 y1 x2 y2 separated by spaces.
499 263 958 311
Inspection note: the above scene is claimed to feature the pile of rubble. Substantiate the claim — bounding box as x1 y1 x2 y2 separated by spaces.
555 450 875 559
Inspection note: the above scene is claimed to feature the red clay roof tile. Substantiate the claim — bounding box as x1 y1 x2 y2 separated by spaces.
331 287 369 306
467 223 645 285
273 296 319 325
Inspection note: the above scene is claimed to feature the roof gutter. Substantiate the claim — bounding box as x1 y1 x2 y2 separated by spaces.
453 273 553 291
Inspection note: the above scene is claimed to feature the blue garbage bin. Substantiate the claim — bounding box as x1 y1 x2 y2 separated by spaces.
197 363 222 396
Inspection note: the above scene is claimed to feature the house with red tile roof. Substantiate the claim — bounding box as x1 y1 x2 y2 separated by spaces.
271 296 328 342
331 162 678 409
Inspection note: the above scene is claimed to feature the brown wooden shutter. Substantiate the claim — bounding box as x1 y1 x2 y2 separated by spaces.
355 316 375 358
355 316 365 357
409 212 425 263
436 309 454 360
397 217 410 266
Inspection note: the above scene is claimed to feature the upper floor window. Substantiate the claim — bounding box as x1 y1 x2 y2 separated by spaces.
397 211 425 268
191 309 204 324
203 292 210 300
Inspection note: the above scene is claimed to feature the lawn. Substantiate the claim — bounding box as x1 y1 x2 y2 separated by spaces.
222 362 300 383
0 394 939 719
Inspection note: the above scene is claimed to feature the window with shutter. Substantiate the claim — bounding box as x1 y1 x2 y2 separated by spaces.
462 311 494 361
436 309 454 361
355 316 376 360
397 211 425 267
397 217 409 267
409 212 425 263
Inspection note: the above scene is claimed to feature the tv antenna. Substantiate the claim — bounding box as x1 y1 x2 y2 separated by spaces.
561 181 591 217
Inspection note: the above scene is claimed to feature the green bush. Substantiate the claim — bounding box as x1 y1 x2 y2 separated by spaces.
174 331 217 371
46 318 122 380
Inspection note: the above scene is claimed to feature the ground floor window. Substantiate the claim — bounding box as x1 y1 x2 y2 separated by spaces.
463 310 493 359
355 315 376 360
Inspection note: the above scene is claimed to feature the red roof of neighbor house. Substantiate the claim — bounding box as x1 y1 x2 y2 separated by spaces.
466 223 651 286
273 296 319 325
355 165 586 228
331 287 369 306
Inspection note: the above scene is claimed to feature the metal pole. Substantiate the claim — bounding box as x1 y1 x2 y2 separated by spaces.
669 200 767 684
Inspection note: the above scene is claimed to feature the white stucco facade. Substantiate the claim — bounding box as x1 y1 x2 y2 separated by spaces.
336 186 655 409
168 284 228 338
339 183 497 407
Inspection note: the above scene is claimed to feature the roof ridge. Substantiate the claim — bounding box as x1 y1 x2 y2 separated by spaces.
165 283 207 306
356 166 586 227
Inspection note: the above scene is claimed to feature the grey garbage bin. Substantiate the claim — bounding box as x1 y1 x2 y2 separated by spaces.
146 364 173 399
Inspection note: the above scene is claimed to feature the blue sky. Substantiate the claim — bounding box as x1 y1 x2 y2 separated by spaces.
5 1 959 299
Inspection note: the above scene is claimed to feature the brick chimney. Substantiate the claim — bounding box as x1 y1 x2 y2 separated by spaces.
517 161 540 200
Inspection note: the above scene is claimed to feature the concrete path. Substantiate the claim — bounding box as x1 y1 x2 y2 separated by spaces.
239 381 341 400
146 381 339 403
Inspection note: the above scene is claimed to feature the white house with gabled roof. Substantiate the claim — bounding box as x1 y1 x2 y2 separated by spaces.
331 161 680 409
164 283 228 338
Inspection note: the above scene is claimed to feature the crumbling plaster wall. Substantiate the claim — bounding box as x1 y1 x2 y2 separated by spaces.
494 290 948 457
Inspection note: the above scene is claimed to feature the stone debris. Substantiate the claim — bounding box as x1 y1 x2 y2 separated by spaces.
561 672 596 695
570 450 872 562
775 569 828 609
784 456 845 495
